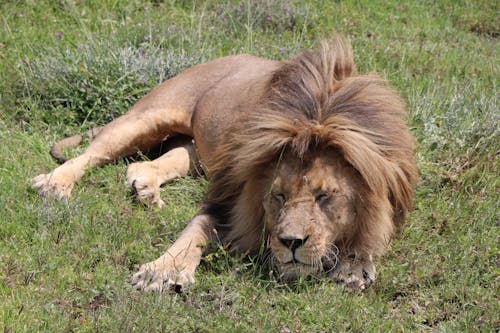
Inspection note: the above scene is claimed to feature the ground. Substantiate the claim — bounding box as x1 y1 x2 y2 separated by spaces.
0 0 498 331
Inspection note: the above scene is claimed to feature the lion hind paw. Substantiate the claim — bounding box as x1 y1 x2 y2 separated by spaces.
127 164 165 208
129 178 164 208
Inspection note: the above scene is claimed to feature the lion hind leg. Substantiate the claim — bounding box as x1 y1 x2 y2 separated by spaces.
130 210 216 292
126 136 198 208
31 107 187 199
31 154 94 199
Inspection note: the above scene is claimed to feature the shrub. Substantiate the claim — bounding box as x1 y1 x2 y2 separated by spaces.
16 40 202 127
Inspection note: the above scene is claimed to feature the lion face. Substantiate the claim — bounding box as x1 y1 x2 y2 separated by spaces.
264 149 361 280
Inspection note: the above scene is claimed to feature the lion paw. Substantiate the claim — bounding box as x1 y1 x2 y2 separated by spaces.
130 256 195 293
31 171 74 199
329 258 375 291
127 162 164 208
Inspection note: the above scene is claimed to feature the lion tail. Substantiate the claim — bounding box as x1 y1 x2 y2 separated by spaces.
50 126 103 163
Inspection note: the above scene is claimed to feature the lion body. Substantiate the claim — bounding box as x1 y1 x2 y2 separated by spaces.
190 55 280 167
33 38 417 291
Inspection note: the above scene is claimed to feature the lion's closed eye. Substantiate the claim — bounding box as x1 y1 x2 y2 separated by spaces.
315 192 331 205
272 192 286 205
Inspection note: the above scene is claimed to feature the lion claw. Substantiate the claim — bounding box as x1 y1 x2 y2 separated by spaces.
329 258 375 291
130 260 195 293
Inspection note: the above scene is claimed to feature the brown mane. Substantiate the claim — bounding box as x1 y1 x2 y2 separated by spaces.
207 37 418 253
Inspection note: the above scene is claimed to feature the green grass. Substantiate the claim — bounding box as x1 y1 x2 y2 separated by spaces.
1 0 498 331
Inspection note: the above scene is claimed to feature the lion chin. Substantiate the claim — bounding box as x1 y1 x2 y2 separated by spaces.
33 36 417 293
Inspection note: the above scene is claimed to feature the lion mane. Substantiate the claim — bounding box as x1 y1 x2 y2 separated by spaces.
207 38 418 256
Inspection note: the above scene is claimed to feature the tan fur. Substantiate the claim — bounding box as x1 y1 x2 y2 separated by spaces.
33 37 417 292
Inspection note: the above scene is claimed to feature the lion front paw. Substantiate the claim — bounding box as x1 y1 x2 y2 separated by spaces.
32 171 74 199
127 162 164 208
329 258 375 291
130 256 195 293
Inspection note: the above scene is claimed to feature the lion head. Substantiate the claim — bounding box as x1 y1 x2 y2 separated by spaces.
263 149 362 279
206 38 418 283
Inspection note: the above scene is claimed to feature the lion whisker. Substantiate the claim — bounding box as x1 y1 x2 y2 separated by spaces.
322 245 340 273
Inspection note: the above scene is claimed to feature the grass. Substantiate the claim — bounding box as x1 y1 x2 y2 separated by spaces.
0 0 498 331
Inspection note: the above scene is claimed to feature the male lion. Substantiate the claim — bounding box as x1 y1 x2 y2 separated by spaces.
32 37 418 291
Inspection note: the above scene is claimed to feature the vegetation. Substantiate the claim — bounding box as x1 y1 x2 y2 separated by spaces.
0 0 498 331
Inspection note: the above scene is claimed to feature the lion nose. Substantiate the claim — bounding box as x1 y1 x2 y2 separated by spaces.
279 235 309 253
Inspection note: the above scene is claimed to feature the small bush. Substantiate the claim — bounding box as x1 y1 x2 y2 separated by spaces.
411 83 499 156
16 40 202 127
212 0 305 33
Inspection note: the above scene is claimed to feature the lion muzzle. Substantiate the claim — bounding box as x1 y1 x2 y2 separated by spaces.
277 235 309 263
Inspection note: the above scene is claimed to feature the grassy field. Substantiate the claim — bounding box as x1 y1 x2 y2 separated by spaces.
0 0 498 331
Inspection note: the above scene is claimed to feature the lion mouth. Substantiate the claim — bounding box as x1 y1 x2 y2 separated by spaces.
274 254 340 281
282 257 302 265
276 260 323 281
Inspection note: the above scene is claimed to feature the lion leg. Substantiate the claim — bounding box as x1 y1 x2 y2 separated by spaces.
130 209 216 292
126 137 199 208
32 111 181 199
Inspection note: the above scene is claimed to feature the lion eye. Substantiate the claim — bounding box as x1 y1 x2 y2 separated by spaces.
315 192 330 205
273 193 286 205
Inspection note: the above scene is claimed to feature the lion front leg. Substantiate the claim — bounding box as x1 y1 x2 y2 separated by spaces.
130 211 215 292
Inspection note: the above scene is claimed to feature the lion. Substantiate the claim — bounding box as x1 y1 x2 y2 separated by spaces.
32 37 418 291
